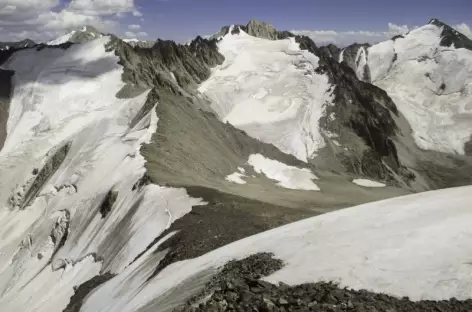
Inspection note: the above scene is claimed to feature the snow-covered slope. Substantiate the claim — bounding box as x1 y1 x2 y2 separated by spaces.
47 31 76 45
76 185 472 311
199 26 334 162
0 36 204 311
348 22 472 155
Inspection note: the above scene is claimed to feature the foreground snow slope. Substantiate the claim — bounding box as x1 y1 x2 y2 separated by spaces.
78 185 472 312
362 24 472 154
0 37 203 312
199 26 334 162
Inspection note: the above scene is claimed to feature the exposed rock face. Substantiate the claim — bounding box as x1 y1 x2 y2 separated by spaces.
245 20 287 40
339 43 371 81
430 18 472 50
211 20 294 40
319 43 341 61
111 36 224 92
176 253 472 312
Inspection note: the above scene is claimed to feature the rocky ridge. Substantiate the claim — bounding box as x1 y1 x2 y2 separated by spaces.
175 253 472 312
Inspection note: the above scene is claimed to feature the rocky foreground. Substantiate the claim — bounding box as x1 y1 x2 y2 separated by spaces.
176 253 472 312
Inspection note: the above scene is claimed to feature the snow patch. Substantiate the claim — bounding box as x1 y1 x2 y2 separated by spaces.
353 179 386 188
225 172 247 184
248 154 319 190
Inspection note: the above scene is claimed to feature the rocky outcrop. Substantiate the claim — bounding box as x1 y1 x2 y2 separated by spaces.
176 253 472 312
10 142 71 209
99 190 118 218
319 43 341 61
430 18 472 50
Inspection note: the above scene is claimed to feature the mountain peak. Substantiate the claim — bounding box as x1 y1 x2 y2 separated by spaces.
428 18 472 50
46 25 103 45
210 20 294 41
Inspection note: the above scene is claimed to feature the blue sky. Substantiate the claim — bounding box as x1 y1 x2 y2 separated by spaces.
129 0 471 42
1 0 471 44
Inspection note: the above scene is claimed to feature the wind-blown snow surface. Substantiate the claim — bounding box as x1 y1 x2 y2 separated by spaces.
78 185 472 312
0 37 204 312
199 27 334 162
248 153 320 190
367 24 472 154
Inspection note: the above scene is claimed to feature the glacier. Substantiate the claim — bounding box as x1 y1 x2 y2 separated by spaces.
199 26 334 162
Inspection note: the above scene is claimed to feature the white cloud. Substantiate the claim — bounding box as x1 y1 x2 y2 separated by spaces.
133 11 143 17
128 24 140 30
387 22 409 36
124 31 136 38
0 0 137 42
292 23 410 47
293 22 472 47
454 23 472 40
68 0 136 16
124 30 147 38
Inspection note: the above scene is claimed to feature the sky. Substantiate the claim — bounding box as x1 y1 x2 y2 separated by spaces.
0 0 471 46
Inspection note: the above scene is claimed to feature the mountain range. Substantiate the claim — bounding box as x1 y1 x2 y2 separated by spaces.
0 18 471 312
